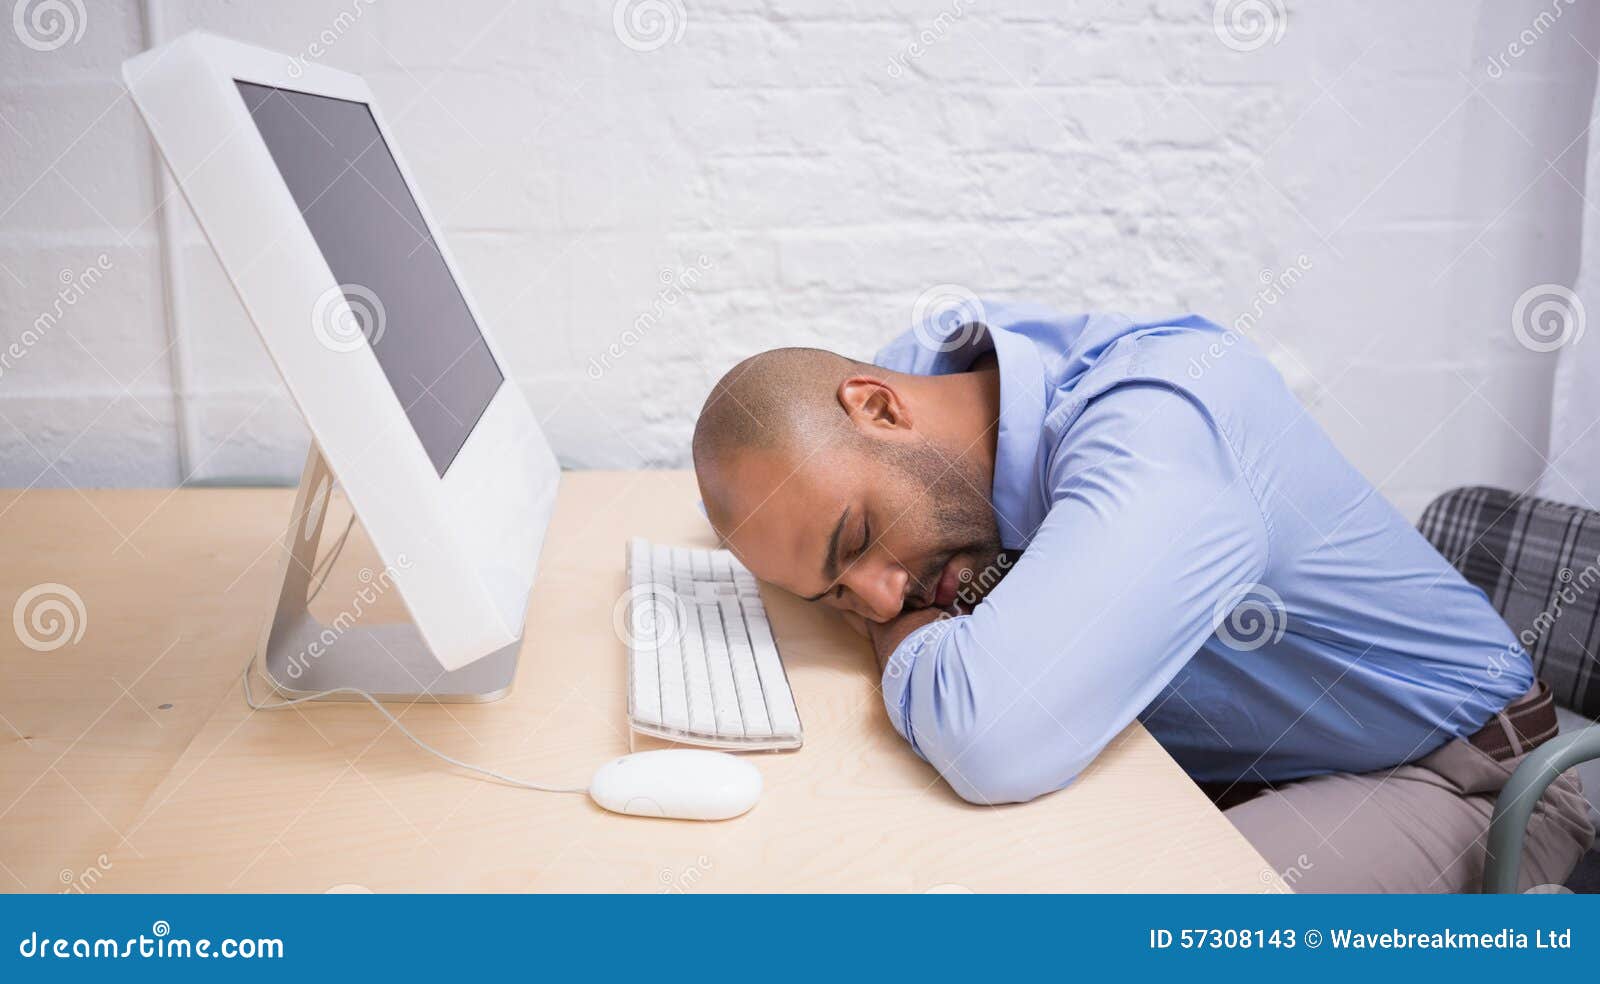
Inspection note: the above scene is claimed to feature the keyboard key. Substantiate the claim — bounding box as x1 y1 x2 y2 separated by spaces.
656 584 689 733
700 603 744 735
629 591 662 727
746 613 800 737
678 601 714 734
720 595 770 736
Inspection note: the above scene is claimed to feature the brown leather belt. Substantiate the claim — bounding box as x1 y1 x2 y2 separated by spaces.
1467 678 1559 762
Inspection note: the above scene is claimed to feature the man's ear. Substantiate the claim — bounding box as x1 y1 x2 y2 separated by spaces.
838 375 911 433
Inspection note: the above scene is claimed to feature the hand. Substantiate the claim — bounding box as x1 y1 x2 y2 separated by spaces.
864 607 947 674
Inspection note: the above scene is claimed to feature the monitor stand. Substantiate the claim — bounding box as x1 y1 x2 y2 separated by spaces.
253 446 517 703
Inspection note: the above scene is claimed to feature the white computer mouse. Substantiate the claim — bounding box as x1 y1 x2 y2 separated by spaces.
588 749 761 821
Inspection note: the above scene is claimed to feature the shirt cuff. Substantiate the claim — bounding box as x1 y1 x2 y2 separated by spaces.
879 618 955 759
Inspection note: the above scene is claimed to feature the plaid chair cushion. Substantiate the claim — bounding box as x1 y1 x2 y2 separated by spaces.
1418 486 1600 718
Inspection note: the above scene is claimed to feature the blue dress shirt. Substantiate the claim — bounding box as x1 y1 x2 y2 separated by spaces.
874 303 1532 805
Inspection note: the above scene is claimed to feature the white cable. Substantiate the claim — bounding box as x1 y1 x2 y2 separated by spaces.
241 662 589 795
253 489 585 793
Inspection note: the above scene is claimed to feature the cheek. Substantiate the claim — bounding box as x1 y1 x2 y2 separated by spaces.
874 492 943 561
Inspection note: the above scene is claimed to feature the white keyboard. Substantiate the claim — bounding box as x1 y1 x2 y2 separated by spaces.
624 538 802 750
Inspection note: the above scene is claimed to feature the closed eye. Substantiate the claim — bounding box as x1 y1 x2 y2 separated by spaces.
829 521 871 603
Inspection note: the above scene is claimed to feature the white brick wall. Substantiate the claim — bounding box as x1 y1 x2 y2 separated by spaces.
0 0 1592 518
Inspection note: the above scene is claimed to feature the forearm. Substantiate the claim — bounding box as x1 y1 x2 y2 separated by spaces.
867 608 946 673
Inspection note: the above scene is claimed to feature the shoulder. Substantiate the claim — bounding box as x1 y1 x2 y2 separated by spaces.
1043 380 1251 505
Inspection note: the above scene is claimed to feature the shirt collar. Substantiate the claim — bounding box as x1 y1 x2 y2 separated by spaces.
983 325 1049 550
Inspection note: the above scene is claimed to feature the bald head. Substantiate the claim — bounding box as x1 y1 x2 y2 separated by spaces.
691 347 869 494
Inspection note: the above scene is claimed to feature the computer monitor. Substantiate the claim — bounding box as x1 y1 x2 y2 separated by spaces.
123 32 559 696
235 79 507 479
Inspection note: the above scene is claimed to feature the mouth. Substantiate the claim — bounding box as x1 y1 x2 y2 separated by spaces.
933 558 962 609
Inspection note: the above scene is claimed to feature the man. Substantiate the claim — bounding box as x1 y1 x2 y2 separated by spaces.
691 302 1594 892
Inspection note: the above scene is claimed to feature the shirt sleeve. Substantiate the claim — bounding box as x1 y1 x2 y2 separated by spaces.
880 382 1271 804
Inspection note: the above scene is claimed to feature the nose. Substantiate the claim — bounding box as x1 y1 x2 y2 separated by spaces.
842 560 909 623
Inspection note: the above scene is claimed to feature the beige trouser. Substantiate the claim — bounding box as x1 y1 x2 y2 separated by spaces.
1223 736 1595 893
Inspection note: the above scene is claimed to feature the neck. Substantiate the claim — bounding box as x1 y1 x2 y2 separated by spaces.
907 358 1001 483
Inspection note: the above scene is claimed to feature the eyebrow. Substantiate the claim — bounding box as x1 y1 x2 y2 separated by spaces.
799 507 850 603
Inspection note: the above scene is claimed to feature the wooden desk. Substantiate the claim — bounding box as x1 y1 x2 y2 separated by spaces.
0 472 1283 892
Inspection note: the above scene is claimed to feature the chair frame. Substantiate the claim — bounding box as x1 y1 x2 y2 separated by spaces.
1484 725 1600 892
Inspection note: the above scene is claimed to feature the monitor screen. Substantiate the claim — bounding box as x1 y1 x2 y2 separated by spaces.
235 81 503 476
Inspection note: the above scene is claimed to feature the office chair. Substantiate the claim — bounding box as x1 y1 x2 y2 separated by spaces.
1415 486 1600 893
1484 726 1600 892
